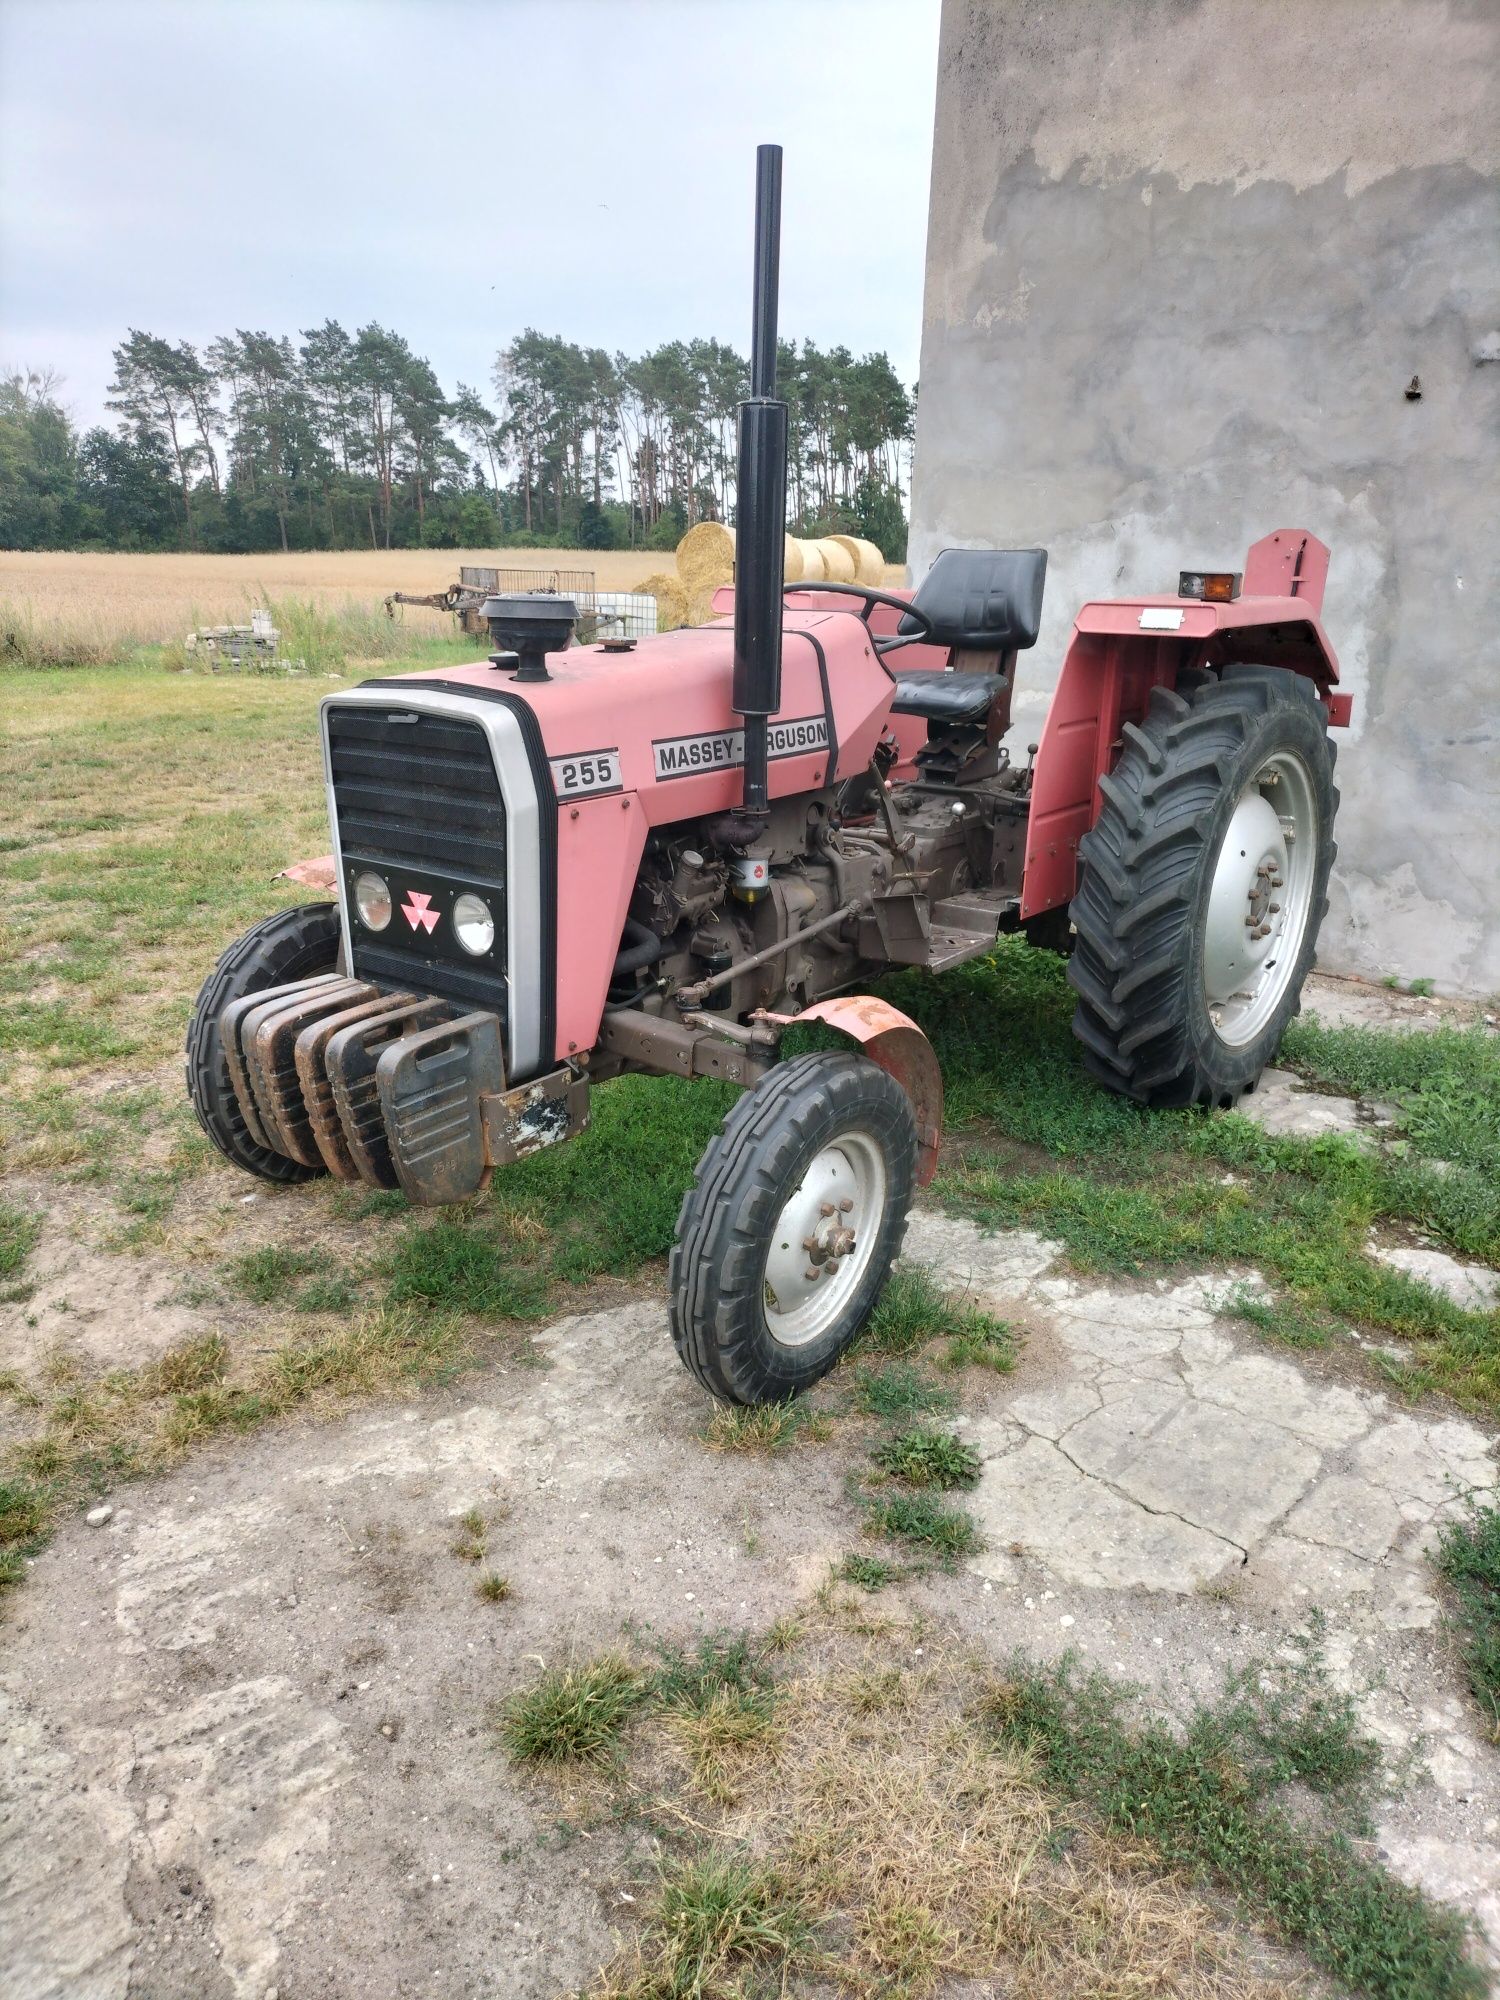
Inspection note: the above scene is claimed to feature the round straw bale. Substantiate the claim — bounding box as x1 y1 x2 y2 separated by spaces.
633 573 688 632
795 540 827 583
675 521 736 594
814 537 857 583
829 534 885 583
782 535 805 584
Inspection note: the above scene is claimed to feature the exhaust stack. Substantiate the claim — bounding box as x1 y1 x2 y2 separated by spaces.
731 143 789 819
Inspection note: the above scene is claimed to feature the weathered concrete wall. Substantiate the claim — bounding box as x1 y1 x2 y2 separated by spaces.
911 0 1500 993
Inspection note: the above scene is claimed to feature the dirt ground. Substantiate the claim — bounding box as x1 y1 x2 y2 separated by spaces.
2 976 1498 2000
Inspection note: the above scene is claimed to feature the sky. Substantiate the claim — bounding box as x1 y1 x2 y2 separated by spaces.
0 0 942 433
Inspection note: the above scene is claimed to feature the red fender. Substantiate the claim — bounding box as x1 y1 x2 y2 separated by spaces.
1023 529 1346 921
761 995 943 1187
279 853 338 891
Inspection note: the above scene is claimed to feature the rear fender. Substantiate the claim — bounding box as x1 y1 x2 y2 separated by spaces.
763 994 942 1186
1022 528 1345 921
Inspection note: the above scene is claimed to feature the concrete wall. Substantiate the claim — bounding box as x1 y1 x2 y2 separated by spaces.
911 0 1500 994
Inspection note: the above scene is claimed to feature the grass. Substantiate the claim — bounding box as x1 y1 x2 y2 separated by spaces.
587 1613 1382 2000
850 1361 954 1420
983 1633 1479 2000
1434 1496 1500 1737
874 1424 981 1490
499 1630 779 1789
860 1261 1011 1363
873 945 1500 1409
701 1400 830 1453
497 1652 646 1766
0 1303 474 1588
839 1552 898 1592
865 1490 982 1558
475 1572 512 1603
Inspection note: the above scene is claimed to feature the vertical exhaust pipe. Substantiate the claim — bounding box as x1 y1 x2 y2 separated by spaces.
732 143 789 820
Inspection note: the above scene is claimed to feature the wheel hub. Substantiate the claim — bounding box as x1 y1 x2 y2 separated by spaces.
763 1134 886 1347
1202 753 1319 1048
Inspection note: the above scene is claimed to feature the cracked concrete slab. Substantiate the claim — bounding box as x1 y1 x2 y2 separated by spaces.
1371 1242 1500 1313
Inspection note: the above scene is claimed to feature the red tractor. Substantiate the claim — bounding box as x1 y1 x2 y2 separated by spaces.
187 148 1350 1405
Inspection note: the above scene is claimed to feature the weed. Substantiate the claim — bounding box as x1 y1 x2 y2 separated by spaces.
862 1262 1001 1359
1409 977 1435 998
874 1425 981 1491
649 1632 775 1715
476 1572 512 1604
851 1361 954 1420
701 1400 829 1453
145 1332 228 1395
1435 1496 1500 1735
866 1491 981 1558
982 1642 1477 1999
498 1654 646 1766
1224 1285 1335 1350
840 1552 898 1592
764 1614 803 1654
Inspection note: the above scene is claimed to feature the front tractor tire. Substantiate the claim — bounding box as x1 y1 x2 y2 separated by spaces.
1068 664 1338 1108
185 903 342 1183
669 1051 918 1406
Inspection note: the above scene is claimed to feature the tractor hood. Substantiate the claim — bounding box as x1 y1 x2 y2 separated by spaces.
366 608 899 826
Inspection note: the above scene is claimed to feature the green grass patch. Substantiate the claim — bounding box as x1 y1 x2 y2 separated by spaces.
838 1551 898 1592
1435 1497 1500 1737
982 1632 1477 2000
0 1200 40 1281
861 1261 1014 1373
701 1400 830 1453
624 1855 809 1997
874 1424 981 1490
850 1361 954 1420
230 1245 320 1305
384 1218 551 1320
865 1490 981 1558
496 1653 646 1766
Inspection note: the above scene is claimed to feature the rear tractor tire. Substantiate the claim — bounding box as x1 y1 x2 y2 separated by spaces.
1068 664 1338 1108
185 903 342 1183
669 1051 918 1405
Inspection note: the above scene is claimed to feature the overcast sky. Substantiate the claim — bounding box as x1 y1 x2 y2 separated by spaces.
0 0 941 432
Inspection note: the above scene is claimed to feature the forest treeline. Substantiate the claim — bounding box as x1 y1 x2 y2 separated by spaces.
0 323 913 557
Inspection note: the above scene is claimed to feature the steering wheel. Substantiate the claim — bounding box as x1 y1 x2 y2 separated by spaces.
783 579 935 654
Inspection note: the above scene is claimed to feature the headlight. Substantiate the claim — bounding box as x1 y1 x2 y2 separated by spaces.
452 892 495 956
353 870 391 931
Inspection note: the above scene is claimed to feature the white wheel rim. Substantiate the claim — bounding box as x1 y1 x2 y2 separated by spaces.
1202 750 1319 1049
762 1131 887 1349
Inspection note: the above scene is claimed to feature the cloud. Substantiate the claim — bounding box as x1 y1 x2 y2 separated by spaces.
0 0 940 426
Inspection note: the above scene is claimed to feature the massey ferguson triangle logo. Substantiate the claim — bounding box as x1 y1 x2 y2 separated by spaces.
401 889 439 935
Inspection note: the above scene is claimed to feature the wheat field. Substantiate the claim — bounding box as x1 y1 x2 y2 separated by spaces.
0 548 672 663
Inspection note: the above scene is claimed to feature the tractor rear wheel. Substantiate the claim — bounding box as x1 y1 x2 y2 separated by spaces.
1068 664 1338 1108
669 1051 918 1405
185 903 342 1183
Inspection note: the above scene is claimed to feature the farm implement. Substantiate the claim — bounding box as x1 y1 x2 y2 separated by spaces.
187 146 1350 1404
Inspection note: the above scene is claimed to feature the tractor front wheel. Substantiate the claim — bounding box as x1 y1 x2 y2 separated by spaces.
669 1051 918 1405
1068 664 1338 1108
185 903 342 1183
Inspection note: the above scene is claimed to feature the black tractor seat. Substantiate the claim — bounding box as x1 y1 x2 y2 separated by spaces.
889 669 1006 723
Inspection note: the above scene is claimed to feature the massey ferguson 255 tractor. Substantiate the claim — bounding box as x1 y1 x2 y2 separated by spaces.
186 147 1351 1406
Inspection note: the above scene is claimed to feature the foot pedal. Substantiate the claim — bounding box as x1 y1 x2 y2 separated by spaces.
376 1012 505 1206
295 991 419 1180
325 998 451 1188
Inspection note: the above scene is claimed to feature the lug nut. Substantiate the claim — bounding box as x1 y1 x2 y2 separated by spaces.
1269 902 1281 913
838 1198 853 1213
819 1203 836 1217
805 1266 820 1282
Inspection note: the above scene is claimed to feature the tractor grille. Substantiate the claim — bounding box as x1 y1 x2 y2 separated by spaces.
325 703 509 1019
